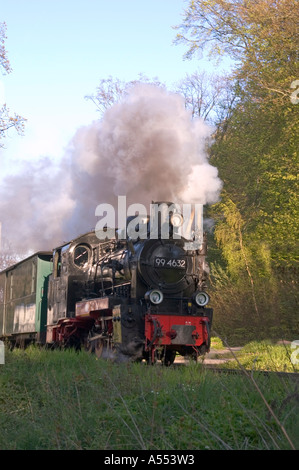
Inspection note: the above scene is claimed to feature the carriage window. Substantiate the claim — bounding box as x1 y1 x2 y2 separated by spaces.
74 245 90 268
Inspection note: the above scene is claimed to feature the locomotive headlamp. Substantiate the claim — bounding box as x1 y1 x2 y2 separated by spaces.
170 213 184 228
193 291 210 307
145 289 164 305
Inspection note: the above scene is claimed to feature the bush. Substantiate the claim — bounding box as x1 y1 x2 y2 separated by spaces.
209 264 298 345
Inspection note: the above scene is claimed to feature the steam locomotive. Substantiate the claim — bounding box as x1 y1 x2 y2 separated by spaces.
0 201 213 365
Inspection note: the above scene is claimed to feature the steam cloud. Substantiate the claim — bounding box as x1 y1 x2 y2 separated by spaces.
0 84 222 254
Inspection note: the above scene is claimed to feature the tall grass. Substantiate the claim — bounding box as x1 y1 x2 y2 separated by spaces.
0 346 298 450
221 340 299 373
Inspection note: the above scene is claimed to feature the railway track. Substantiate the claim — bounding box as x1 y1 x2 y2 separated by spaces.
202 365 299 382
173 359 299 381
174 348 299 382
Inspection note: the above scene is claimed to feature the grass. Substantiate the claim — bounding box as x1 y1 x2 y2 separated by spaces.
0 344 298 450
209 339 299 373
210 336 225 350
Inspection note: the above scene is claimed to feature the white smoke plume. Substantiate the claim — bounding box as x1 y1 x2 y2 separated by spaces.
0 84 222 254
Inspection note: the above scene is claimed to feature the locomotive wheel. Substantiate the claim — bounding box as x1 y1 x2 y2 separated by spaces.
147 347 176 366
94 339 104 358
85 331 105 358
162 349 176 366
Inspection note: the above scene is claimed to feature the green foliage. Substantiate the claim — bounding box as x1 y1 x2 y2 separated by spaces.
216 340 299 373
238 341 299 372
210 336 224 350
210 99 298 264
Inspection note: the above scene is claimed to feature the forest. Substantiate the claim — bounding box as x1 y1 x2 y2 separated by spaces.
175 0 298 343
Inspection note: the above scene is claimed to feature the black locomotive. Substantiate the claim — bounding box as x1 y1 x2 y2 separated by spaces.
0 201 213 365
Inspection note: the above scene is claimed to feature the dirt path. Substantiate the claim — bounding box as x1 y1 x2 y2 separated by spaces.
175 347 242 365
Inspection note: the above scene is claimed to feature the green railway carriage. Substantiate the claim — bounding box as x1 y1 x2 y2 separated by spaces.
0 252 52 345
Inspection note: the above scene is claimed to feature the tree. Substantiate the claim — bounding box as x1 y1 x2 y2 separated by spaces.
85 74 165 117
174 0 298 103
0 22 25 146
174 71 234 123
0 22 11 73
0 223 19 270
0 103 25 144
89 71 237 129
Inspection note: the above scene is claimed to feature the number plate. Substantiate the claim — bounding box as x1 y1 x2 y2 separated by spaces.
154 257 186 269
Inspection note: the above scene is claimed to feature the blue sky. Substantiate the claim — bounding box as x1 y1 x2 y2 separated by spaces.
1 0 227 176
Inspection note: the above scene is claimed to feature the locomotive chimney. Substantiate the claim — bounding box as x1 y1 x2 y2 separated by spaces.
150 201 181 239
